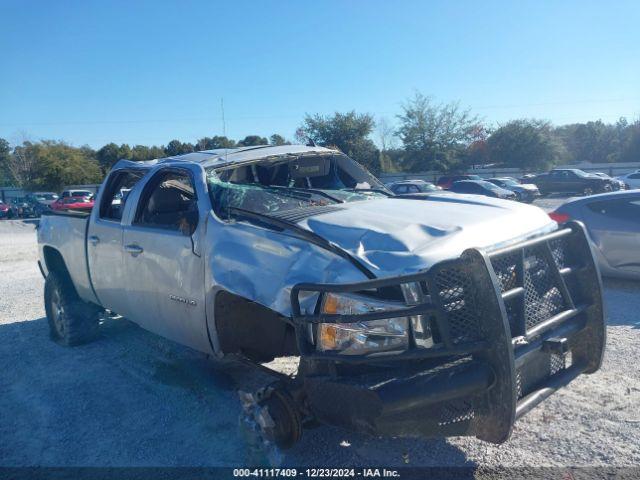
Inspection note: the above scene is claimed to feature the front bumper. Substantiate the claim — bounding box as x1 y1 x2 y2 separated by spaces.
291 222 605 443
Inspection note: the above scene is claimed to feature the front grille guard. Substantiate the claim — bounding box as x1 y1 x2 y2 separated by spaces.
290 221 606 442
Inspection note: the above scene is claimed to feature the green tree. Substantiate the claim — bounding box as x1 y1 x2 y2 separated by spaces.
130 145 164 161
12 141 102 191
194 136 237 151
554 120 619 164
96 143 133 173
620 120 640 163
237 135 268 147
296 111 381 173
396 93 481 172
0 138 12 186
488 119 564 171
269 134 289 146
164 140 194 156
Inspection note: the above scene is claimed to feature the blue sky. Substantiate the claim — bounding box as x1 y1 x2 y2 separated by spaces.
1 0 639 148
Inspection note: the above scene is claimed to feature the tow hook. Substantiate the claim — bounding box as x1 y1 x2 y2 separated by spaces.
239 384 302 451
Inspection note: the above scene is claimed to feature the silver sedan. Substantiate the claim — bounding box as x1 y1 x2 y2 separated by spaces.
550 190 640 279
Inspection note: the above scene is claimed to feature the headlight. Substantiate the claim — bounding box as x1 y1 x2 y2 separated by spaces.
317 292 409 355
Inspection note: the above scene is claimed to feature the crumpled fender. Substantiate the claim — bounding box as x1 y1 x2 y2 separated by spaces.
204 214 369 319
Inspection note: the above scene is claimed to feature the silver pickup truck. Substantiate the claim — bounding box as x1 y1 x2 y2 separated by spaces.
37 144 605 448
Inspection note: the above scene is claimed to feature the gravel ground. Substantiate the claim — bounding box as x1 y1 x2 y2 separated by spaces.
1 198 639 469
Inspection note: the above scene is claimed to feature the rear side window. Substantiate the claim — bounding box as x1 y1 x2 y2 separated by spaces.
454 182 478 193
587 198 640 221
628 173 640 179
134 170 198 232
99 171 145 221
394 185 408 194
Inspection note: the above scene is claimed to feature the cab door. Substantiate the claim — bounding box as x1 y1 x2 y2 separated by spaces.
121 165 211 353
87 169 145 314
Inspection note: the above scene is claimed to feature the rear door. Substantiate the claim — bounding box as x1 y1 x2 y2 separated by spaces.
120 165 210 352
87 169 146 314
586 197 640 274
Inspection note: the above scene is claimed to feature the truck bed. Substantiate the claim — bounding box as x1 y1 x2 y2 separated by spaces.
38 210 97 304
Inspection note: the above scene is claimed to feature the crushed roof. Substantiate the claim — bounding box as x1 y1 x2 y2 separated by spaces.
112 144 340 171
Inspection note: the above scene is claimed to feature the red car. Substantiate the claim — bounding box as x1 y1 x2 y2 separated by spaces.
0 200 10 218
51 195 95 212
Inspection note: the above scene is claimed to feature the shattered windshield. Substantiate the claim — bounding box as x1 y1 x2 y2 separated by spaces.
206 153 389 219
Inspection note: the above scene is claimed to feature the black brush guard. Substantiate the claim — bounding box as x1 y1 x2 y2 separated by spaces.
290 221 605 443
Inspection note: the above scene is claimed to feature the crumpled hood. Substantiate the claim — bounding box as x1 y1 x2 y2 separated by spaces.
297 194 556 277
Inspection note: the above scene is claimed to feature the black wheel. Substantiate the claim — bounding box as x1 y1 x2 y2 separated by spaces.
582 186 594 196
44 271 100 346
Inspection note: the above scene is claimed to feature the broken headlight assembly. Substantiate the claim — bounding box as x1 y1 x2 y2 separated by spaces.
316 292 410 355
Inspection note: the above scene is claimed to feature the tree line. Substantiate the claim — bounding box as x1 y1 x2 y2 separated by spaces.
1 91 639 191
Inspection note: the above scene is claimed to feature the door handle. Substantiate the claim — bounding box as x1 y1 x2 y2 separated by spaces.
88 235 100 246
125 244 144 257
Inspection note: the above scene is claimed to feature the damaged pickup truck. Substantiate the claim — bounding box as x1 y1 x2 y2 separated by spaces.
37 144 605 448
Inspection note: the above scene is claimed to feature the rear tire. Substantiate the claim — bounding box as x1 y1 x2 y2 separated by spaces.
582 186 594 196
44 271 100 346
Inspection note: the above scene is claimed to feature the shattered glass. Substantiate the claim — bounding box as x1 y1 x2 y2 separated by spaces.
206 154 389 219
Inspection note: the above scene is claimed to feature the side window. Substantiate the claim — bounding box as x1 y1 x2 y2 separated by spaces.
394 185 408 194
407 185 420 193
134 170 198 233
587 199 640 221
629 173 640 179
99 171 145 221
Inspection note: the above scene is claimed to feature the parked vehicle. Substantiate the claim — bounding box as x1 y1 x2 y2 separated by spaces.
0 200 9 219
436 174 481 190
487 178 540 203
24 192 59 217
8 197 37 218
519 173 539 183
38 145 605 449
615 171 640 190
387 179 442 195
550 190 640 280
592 173 625 191
531 169 614 196
449 180 517 200
26 192 59 205
60 189 93 199
51 195 95 212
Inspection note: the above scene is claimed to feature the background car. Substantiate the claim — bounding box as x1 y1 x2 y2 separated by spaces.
0 200 9 219
60 189 93 199
487 177 540 203
387 179 442 195
51 196 95 212
25 192 60 216
8 197 36 218
592 172 625 190
436 174 481 190
531 168 614 196
549 190 640 279
449 179 517 200
615 171 640 189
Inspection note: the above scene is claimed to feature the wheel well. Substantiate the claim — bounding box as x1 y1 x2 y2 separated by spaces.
43 246 76 293
214 290 298 362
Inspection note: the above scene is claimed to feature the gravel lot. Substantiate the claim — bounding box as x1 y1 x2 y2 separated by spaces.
1 196 639 469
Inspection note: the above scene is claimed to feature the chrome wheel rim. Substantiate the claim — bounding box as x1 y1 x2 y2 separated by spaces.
51 289 65 336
